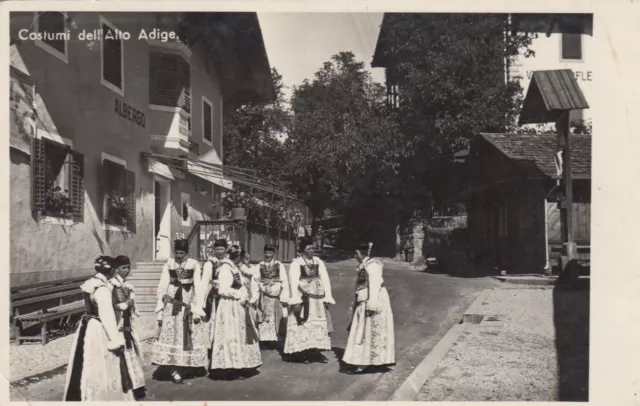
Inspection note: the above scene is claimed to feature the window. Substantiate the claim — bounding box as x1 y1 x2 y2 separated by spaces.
102 153 135 231
34 12 68 63
31 134 84 223
149 52 190 112
202 97 213 146
181 193 191 226
100 17 124 95
561 33 582 60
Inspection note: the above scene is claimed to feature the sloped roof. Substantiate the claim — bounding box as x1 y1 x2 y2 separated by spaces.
480 133 592 179
519 69 589 125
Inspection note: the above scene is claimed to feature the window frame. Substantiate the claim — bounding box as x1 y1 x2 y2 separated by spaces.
202 96 214 147
33 12 69 64
99 15 125 96
101 152 128 232
559 33 584 62
37 129 75 225
181 192 191 226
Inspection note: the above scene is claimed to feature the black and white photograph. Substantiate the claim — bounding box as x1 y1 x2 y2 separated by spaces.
3 3 635 403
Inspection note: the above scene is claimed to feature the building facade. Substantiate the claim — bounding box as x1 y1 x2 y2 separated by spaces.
9 12 274 285
509 14 594 128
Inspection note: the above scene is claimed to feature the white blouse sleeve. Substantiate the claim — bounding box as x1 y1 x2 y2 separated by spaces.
191 261 205 318
279 262 291 304
196 261 213 312
94 286 125 350
287 260 302 305
249 268 260 305
365 262 384 312
218 265 248 301
318 259 335 305
154 261 171 320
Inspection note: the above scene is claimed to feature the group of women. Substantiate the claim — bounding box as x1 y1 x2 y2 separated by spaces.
62 236 395 401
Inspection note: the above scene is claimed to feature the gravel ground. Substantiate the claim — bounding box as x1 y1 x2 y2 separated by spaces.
417 288 568 402
10 314 158 384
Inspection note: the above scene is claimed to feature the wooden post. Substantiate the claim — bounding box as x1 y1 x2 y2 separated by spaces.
556 111 576 272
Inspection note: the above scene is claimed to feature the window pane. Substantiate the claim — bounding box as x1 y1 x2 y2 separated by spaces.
561 34 582 60
182 199 189 221
38 12 66 54
203 101 212 142
44 141 72 217
102 23 123 89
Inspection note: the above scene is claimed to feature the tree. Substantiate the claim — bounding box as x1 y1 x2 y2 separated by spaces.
377 14 538 203
283 52 401 236
219 67 295 230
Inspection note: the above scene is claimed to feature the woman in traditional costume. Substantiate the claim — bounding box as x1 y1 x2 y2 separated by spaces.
207 245 262 379
343 243 395 374
110 255 146 399
151 238 208 383
283 237 335 363
201 239 229 348
256 244 288 347
63 256 134 401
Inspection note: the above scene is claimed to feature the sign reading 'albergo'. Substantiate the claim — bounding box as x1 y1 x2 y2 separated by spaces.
115 98 146 128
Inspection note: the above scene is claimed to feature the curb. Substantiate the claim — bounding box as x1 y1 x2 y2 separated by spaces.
10 330 156 386
390 288 493 401
492 276 557 286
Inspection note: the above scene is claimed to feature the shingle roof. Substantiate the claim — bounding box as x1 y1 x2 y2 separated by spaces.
519 69 589 125
480 133 592 179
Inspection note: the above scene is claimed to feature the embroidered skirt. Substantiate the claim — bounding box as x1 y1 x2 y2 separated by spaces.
210 297 262 370
151 286 209 368
342 287 395 367
63 316 135 401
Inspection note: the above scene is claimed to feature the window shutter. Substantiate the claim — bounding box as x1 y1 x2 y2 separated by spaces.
150 53 179 107
70 150 85 223
125 169 136 232
180 58 191 113
31 137 47 214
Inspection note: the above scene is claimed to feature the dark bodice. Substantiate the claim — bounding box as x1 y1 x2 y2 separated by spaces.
355 268 368 291
231 271 242 290
169 267 195 281
301 263 319 278
260 263 280 280
112 285 132 304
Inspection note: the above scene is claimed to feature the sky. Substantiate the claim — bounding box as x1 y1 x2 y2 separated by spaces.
257 13 386 102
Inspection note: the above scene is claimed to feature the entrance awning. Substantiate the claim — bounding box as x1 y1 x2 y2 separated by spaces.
143 152 299 200
148 158 175 180
186 160 233 190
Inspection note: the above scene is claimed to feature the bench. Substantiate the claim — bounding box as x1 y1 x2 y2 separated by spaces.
11 276 87 345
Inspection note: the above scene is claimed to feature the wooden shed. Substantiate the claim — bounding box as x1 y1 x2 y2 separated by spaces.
450 132 591 273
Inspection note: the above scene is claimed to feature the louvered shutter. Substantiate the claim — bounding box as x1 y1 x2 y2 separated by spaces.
31 137 47 214
150 52 179 107
70 150 85 223
180 58 191 113
125 169 136 232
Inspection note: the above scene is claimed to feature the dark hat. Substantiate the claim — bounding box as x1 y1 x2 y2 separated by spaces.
264 244 276 253
298 237 313 253
94 255 114 274
113 255 131 268
213 238 228 248
174 238 189 252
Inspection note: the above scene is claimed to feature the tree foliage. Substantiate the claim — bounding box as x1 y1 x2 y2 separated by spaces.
377 13 538 199
283 52 401 229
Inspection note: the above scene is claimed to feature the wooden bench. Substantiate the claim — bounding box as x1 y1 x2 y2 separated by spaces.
11 276 87 345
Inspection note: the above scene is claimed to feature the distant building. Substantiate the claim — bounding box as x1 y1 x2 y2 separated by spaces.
508 14 594 128
9 12 274 285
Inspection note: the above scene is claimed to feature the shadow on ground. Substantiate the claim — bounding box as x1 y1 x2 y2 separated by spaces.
553 279 590 401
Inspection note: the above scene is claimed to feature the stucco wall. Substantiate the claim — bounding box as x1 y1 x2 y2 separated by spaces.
512 32 594 123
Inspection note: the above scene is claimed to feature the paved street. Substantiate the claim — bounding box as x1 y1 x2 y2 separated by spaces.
10 262 500 401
